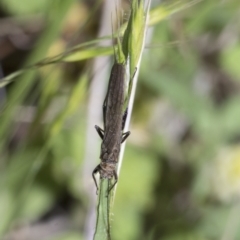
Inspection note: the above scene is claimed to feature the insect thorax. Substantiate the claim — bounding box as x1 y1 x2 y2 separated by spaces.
99 162 116 179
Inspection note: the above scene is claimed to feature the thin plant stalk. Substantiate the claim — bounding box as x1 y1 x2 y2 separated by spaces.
93 1 151 240
116 0 152 190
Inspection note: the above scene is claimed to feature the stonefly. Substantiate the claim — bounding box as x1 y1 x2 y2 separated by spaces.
92 62 130 194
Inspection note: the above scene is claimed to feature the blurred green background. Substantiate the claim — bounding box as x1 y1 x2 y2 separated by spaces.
1 0 240 239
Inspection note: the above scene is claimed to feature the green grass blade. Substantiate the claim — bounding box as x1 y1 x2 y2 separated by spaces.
116 0 151 185
0 145 49 235
0 0 77 145
93 180 112 240
94 1 151 239
0 1 202 89
148 0 202 26
48 72 87 138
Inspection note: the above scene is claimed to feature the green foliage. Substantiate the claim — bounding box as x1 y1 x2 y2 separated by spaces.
221 43 240 80
93 1 150 239
1 0 48 14
122 0 146 75
94 180 112 240
112 146 158 240
1 0 240 239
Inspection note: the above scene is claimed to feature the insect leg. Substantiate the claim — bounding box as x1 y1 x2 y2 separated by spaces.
92 165 101 194
122 108 128 130
121 131 131 143
108 170 118 194
95 125 104 140
103 100 107 127
121 108 131 143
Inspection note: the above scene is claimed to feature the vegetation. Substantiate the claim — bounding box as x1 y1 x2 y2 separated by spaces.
0 0 240 240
